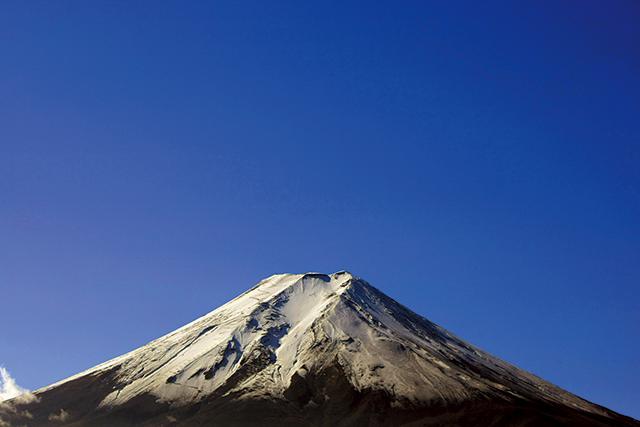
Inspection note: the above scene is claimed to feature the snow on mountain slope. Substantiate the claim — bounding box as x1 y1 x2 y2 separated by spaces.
36 272 605 414
37 273 345 404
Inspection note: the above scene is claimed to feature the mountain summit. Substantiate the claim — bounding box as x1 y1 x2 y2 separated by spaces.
2 272 637 426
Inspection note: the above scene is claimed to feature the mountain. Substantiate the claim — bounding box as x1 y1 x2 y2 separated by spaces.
1 271 637 426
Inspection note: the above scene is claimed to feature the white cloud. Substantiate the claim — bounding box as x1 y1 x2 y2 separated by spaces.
48 408 69 422
0 367 29 403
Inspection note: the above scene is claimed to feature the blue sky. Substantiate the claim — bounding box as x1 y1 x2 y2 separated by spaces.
1 0 639 419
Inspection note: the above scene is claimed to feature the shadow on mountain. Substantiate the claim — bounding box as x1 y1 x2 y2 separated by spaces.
2 361 637 427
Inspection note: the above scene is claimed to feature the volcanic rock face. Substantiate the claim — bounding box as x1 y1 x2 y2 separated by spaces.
1 272 637 426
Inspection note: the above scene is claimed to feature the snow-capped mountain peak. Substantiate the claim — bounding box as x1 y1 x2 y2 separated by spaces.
3 272 637 427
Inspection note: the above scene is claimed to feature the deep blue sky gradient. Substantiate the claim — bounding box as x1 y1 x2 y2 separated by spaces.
1 1 639 418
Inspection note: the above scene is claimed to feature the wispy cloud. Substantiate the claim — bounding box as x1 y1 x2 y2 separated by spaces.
0 367 29 403
48 408 69 422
